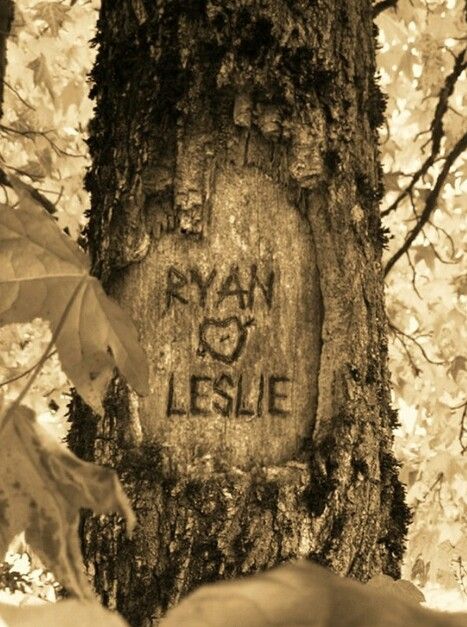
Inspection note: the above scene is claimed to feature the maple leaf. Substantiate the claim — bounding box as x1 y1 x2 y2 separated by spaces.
413 245 436 273
33 2 71 37
27 54 55 102
0 404 136 598
60 79 84 113
161 559 467 627
0 180 149 413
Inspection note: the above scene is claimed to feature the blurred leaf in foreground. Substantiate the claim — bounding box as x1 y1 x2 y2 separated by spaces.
0 599 128 626
161 560 467 627
0 405 136 598
0 181 149 413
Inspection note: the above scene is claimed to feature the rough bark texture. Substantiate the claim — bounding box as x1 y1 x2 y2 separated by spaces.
0 0 14 119
68 1 411 625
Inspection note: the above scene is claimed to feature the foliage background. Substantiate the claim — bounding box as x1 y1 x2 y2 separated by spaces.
0 0 465 611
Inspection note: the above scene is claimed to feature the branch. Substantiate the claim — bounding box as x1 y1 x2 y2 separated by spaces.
382 48 466 218
0 350 57 388
373 0 398 17
384 131 467 276
0 123 85 158
405 250 423 299
389 322 444 365
0 166 57 214
459 402 467 455
1 79 35 110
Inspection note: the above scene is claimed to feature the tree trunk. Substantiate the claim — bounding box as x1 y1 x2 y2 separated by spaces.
68 1 410 625
0 0 14 119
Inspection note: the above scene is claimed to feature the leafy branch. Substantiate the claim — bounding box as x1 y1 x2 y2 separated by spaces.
0 166 57 214
382 47 466 220
384 130 467 276
389 322 444 366
1 79 35 111
0 123 85 158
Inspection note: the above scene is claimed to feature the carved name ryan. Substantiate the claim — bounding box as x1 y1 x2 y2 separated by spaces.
164 264 289 420
165 264 274 311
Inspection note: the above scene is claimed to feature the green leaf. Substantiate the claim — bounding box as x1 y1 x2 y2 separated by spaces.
0 182 149 413
0 405 136 598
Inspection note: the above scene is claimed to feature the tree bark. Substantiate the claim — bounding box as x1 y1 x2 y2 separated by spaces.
0 0 14 118
69 1 411 625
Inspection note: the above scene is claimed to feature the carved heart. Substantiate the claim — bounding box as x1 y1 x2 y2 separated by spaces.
199 316 248 364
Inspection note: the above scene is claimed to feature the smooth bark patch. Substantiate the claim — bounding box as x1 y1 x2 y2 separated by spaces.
127 169 321 467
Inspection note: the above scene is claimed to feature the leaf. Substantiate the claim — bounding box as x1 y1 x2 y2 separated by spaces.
383 172 401 193
411 557 428 586
33 2 71 37
397 50 416 80
21 160 47 181
424 451 461 483
0 182 149 413
448 355 467 383
429 540 458 588
377 13 408 45
413 245 436 272
60 80 84 113
0 405 136 598
27 54 55 102
367 573 425 604
0 599 128 626
160 559 467 627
